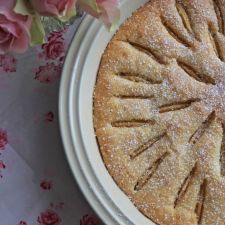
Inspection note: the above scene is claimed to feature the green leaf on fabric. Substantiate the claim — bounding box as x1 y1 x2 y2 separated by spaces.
14 0 34 15
58 8 76 22
108 16 120 32
30 15 45 46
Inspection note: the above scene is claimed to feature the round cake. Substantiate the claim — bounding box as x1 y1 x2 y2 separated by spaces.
93 0 225 224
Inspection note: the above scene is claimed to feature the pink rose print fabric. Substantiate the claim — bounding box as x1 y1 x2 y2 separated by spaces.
37 209 61 225
18 221 27 225
41 31 65 60
40 180 53 190
80 214 103 225
35 62 62 84
0 129 8 178
44 112 55 122
0 18 103 225
0 129 8 151
35 29 66 84
0 55 17 73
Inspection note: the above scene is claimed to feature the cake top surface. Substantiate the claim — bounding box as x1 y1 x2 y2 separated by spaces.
94 0 225 224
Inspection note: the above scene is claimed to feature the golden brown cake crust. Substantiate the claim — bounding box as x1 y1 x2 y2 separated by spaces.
93 0 225 224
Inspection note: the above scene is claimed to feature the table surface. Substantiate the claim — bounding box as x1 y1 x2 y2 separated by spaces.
0 17 103 225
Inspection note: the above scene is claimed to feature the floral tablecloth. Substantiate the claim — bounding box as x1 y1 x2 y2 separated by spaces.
0 16 102 225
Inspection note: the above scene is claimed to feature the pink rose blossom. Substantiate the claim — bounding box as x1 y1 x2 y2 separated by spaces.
0 0 32 54
78 0 120 29
30 0 76 17
96 0 120 28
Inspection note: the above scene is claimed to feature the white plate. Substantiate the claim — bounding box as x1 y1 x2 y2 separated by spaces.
59 0 155 224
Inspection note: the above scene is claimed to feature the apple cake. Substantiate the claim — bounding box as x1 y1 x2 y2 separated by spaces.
93 0 225 224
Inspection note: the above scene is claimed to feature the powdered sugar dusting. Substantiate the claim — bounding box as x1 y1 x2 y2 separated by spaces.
94 0 225 223
203 80 225 120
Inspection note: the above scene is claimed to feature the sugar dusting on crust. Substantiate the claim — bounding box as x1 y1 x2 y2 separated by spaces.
94 0 225 224
202 79 225 121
